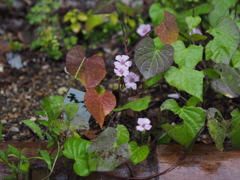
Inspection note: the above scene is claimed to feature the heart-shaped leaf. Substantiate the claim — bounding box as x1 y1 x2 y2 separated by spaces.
129 141 149 165
85 89 116 128
164 66 204 101
113 96 151 112
135 37 174 79
63 138 92 176
66 45 106 88
211 63 240 98
149 2 164 26
205 17 240 64
161 99 206 148
116 125 129 144
229 109 240 148
172 40 203 68
206 108 227 151
185 15 201 31
88 127 130 171
155 11 179 44
92 0 116 14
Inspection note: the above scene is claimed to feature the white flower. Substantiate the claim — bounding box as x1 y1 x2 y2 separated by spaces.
124 72 139 90
114 65 129 77
136 24 151 36
136 118 152 131
114 55 132 68
189 28 202 35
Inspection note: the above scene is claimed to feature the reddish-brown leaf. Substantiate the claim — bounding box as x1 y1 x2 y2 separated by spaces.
66 45 86 83
85 89 116 129
66 45 106 88
155 11 179 45
84 55 106 88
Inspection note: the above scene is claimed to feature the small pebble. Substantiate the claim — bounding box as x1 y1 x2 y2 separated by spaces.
1 120 7 124
57 87 68 95
9 126 20 132
12 135 18 140
29 116 37 121
12 107 17 112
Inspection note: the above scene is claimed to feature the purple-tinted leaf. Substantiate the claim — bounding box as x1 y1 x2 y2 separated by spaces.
211 63 240 98
135 37 174 79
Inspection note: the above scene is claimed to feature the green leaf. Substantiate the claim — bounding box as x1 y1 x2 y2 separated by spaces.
209 0 237 27
129 141 149 165
0 150 8 164
229 109 240 148
172 40 203 68
185 15 201 31
205 17 240 64
116 125 129 144
8 145 20 158
177 3 214 30
135 37 174 79
153 37 164 49
38 150 52 170
22 120 44 140
144 73 163 88
63 138 92 176
186 96 201 107
161 99 206 148
19 162 30 172
149 2 164 26
164 66 204 102
85 15 105 34
203 68 219 79
64 102 79 122
77 12 88 21
88 127 130 171
74 156 91 177
231 49 240 68
71 22 81 33
157 132 172 144
207 108 227 151
92 0 116 14
178 32 207 41
113 96 151 112
211 63 240 98
41 95 63 121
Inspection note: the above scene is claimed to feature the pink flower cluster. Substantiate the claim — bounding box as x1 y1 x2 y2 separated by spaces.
136 118 152 131
114 55 139 90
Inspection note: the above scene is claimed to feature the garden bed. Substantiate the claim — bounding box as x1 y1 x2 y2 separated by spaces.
1 142 240 180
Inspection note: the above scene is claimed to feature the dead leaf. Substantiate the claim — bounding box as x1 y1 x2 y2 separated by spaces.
155 11 179 45
85 88 116 129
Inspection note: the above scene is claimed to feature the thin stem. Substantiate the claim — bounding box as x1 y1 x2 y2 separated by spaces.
40 141 60 180
62 57 86 104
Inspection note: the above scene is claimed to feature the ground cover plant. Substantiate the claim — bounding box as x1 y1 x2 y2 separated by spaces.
0 0 240 179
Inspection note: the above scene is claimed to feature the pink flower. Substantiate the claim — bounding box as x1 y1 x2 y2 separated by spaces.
124 72 139 90
114 65 129 77
39 115 48 121
114 55 132 68
189 28 202 35
136 118 152 131
136 24 151 36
